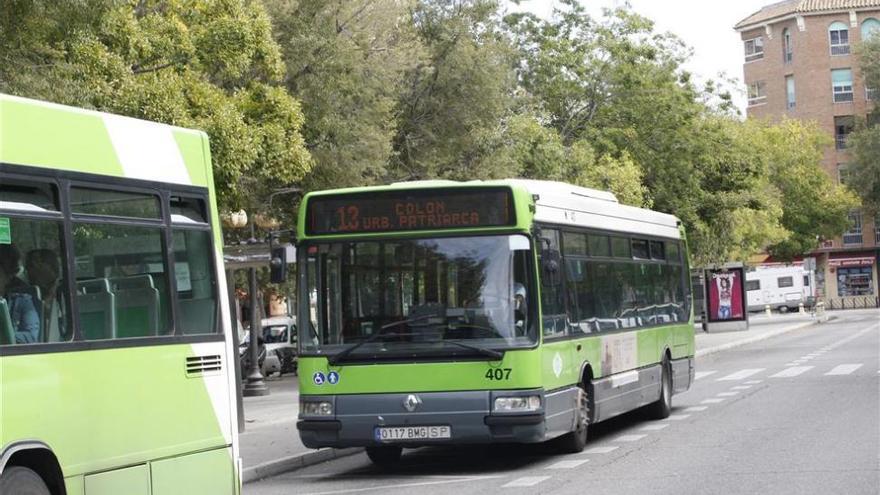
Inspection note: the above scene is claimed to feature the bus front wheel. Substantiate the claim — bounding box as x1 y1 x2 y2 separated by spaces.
366 446 402 467
556 386 589 453
0 466 51 495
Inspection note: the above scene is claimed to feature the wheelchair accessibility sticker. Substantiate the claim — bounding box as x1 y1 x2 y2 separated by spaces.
313 372 326 385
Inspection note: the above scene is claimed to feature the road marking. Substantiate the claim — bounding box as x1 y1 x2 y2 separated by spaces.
731 385 752 390
666 414 691 421
770 366 813 378
684 406 708 412
547 459 589 469
717 392 739 397
584 445 620 453
615 434 647 442
745 380 763 384
301 476 504 495
695 371 717 380
503 476 550 487
701 398 725 404
717 368 765 381
825 364 863 375
639 424 669 431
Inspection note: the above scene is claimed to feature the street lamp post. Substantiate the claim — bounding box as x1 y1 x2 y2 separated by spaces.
243 265 269 396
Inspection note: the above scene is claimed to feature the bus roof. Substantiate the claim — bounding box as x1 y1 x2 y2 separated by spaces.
0 93 212 188
300 179 683 240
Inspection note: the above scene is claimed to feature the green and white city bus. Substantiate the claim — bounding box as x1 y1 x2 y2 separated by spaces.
294 180 695 464
0 94 240 494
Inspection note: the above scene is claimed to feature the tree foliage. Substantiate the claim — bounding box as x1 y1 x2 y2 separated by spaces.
1 0 852 265
848 36 880 210
0 0 311 211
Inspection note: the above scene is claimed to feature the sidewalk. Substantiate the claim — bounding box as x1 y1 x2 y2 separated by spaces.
240 311 827 483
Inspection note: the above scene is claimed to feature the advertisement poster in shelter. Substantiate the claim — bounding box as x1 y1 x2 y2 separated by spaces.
706 267 745 323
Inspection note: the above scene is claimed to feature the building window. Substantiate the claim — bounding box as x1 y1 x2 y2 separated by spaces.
843 210 863 245
832 69 854 102
744 37 764 61
748 81 767 106
837 163 851 185
875 212 880 244
835 116 854 149
861 18 880 41
783 28 793 63
868 87 878 101
829 21 850 55
837 267 874 296
786 76 796 109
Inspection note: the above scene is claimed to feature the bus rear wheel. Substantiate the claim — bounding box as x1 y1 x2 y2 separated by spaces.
366 446 402 466
0 466 51 495
556 386 589 453
647 359 672 419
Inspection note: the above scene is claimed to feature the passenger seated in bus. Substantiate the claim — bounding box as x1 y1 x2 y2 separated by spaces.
26 248 64 342
0 244 40 343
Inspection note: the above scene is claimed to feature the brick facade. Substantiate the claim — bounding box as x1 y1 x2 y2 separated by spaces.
737 4 880 306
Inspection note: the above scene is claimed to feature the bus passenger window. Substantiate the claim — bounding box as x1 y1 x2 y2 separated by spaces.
173 229 218 334
0 218 71 344
73 223 172 340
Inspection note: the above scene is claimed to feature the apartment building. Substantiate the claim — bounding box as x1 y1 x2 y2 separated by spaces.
736 0 880 307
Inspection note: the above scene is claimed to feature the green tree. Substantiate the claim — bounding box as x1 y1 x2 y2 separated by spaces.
390 0 518 180
848 36 880 210
265 0 422 191
0 0 311 212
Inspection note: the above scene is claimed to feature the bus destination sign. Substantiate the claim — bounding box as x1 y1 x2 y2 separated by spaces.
306 188 514 235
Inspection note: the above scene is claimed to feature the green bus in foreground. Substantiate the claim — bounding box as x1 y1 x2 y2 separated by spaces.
294 179 695 464
0 94 240 494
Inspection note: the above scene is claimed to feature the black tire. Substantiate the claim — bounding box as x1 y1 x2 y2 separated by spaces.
366 446 402 466
647 359 672 419
556 386 589 453
0 466 51 495
779 305 789 314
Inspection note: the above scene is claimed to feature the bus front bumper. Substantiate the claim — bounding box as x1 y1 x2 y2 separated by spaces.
297 388 578 449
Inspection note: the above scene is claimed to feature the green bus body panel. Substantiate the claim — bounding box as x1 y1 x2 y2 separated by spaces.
1 98 124 176
0 94 208 188
0 345 226 476
83 464 150 495
300 322 694 396
150 447 234 495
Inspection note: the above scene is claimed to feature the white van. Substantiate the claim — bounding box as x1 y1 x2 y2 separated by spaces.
260 315 298 376
746 265 815 313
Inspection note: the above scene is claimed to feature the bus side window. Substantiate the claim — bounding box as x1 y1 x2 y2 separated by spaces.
174 229 219 335
538 229 566 339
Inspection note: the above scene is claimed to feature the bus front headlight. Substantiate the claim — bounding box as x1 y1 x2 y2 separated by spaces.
494 396 541 412
301 401 333 416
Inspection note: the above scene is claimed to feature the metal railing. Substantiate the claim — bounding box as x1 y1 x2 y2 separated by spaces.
826 296 880 310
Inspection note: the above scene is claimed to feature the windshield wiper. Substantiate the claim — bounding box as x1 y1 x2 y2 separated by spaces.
327 314 438 365
434 339 504 360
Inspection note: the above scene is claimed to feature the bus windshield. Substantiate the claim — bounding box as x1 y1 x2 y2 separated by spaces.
302 234 536 360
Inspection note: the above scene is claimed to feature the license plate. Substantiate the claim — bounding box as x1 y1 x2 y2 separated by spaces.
374 425 451 442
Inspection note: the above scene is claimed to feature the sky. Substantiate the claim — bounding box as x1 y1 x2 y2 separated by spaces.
506 0 774 113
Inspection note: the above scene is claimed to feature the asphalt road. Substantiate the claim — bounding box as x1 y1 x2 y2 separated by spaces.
246 309 880 495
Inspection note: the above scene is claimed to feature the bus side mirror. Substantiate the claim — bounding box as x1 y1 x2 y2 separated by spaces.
541 249 562 287
270 244 296 284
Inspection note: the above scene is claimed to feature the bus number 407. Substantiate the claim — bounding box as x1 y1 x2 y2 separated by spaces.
485 368 512 380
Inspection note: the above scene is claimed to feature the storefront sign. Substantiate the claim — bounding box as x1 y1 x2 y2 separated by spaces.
828 257 875 268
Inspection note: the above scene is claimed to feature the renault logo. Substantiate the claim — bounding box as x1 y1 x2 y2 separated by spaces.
403 394 422 412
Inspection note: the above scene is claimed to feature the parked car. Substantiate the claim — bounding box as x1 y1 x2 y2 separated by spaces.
259 315 298 377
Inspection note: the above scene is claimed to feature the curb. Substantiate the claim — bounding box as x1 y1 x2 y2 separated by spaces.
695 317 833 358
243 447 364 484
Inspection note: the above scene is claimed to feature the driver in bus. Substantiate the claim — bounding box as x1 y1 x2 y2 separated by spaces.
0 244 41 343
514 282 527 332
